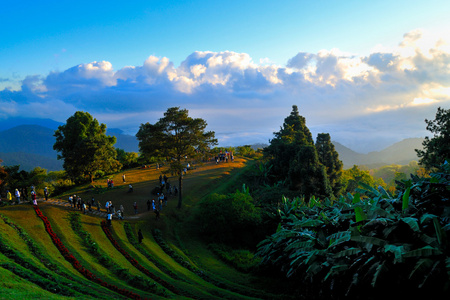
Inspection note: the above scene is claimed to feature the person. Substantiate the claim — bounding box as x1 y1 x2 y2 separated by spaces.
6 190 12 203
15 189 20 204
152 199 156 211
138 229 144 244
122 174 126 183
119 204 124 216
68 195 73 206
116 210 123 220
44 187 49 201
133 202 138 214
107 212 112 226
105 201 110 212
31 190 37 205
128 184 133 193
82 202 87 214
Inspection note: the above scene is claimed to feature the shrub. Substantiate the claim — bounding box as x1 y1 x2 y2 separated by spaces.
196 189 262 247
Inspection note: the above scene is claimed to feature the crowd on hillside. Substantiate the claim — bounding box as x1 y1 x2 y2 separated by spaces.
1 185 49 206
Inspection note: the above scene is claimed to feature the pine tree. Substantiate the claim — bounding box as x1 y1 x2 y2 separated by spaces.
315 133 343 197
264 105 331 199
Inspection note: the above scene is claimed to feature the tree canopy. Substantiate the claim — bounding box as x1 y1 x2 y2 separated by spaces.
53 111 121 183
136 107 217 208
416 107 450 170
264 105 335 199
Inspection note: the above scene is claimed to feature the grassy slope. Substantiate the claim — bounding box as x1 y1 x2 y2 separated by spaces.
0 157 285 299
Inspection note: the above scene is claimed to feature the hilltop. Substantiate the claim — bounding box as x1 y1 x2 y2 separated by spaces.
0 157 292 299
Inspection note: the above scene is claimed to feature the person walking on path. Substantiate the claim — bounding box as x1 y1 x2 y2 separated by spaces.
15 189 20 204
138 229 144 244
44 187 49 201
31 190 37 205
6 190 12 204
122 174 126 183
107 212 112 226
133 202 137 215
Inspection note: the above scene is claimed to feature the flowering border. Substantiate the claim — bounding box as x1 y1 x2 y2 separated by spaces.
33 205 144 300
101 220 180 296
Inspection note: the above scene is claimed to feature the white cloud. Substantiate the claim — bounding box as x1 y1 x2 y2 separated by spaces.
2 29 450 152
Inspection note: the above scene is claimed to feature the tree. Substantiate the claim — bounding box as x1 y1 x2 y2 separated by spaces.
315 133 343 197
54 111 121 183
264 105 331 199
136 107 217 209
416 107 450 170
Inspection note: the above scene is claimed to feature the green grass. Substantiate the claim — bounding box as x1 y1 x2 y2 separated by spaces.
0 158 288 299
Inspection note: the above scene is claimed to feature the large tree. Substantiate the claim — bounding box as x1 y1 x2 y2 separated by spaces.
136 107 217 209
315 133 343 197
264 105 331 199
54 111 120 183
416 107 450 170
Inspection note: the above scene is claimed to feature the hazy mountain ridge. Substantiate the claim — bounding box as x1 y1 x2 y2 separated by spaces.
334 138 424 169
0 124 140 171
0 122 424 171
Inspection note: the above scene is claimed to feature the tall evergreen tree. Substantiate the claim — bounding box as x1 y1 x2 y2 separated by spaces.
416 107 450 170
264 105 331 199
315 133 343 197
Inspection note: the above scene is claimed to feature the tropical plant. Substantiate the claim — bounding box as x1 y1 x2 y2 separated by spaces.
257 162 450 299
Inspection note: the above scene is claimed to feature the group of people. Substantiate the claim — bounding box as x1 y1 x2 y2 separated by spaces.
3 185 48 205
215 152 234 164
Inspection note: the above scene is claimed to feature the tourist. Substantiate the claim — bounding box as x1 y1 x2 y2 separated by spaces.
138 229 144 244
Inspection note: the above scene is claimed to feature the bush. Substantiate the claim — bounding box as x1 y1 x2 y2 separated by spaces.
196 189 262 247
256 162 450 299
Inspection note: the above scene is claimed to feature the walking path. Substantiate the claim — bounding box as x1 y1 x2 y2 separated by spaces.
37 198 140 220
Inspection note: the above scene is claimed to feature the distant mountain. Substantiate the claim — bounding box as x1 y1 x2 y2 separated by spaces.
0 120 425 171
0 124 139 171
0 117 63 131
333 138 424 169
0 152 63 171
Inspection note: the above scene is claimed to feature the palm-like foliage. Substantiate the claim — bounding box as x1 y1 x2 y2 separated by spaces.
257 162 450 299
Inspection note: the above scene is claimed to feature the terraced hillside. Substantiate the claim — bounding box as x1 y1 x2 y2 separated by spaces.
0 158 289 299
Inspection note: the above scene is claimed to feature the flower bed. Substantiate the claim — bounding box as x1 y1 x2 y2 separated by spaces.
101 220 180 296
33 205 144 300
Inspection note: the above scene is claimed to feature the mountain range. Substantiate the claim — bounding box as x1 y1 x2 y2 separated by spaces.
0 119 424 171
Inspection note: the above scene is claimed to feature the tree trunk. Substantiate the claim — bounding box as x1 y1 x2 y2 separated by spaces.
177 173 183 209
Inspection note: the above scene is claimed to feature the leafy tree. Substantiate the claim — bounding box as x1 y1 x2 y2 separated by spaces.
116 148 139 169
315 133 343 196
136 107 217 209
342 165 385 194
264 105 331 199
416 107 450 170
54 111 121 183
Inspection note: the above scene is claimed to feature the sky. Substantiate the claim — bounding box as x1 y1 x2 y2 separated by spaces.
1 0 450 153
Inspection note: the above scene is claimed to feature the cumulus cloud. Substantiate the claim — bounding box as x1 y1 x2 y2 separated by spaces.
1 29 450 152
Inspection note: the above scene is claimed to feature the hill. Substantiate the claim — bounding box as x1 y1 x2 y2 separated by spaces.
0 158 289 299
333 138 424 168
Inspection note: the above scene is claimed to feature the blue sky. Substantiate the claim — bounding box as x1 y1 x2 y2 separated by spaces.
1 0 450 152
